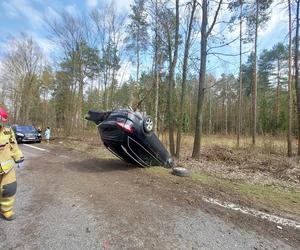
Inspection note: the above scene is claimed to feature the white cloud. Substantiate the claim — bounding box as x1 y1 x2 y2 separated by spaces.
45 6 60 20
35 37 56 55
86 0 98 9
258 2 288 40
117 61 133 84
114 0 133 11
65 4 78 16
2 0 44 29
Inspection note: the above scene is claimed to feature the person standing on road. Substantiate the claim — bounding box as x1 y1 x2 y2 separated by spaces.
0 107 24 221
45 127 51 144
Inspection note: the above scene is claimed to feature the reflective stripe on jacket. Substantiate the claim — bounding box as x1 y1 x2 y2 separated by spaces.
0 126 24 174
0 159 14 174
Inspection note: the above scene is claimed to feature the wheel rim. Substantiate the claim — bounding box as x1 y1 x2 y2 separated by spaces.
145 118 153 131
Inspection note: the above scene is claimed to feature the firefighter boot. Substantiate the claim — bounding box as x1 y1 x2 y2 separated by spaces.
0 168 17 221
1 210 16 221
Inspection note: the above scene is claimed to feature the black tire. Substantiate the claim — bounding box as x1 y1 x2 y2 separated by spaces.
143 116 153 133
172 167 190 177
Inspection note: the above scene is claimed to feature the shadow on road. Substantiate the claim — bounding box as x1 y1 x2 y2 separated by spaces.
64 158 138 173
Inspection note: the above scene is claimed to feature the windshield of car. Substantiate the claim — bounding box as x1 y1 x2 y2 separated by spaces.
16 126 36 133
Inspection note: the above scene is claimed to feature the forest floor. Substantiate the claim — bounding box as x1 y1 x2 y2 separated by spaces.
52 132 300 224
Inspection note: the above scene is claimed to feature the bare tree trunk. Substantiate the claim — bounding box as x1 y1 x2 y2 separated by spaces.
103 68 108 110
295 0 300 155
192 0 208 159
237 0 243 147
176 0 197 158
288 0 293 157
154 0 159 134
275 59 280 130
136 26 140 83
225 79 228 135
167 0 179 156
252 0 258 146
208 84 212 135
154 59 160 134
192 0 222 158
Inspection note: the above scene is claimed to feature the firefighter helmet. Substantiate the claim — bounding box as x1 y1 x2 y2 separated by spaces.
0 107 8 122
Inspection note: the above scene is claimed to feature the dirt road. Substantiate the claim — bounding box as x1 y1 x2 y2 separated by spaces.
0 144 298 249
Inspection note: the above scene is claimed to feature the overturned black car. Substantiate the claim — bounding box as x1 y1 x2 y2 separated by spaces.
86 109 172 168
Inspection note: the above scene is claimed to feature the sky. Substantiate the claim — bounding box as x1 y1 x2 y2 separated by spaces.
0 0 291 81
0 0 132 55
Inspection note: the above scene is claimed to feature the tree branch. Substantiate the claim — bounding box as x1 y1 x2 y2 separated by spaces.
207 0 223 37
207 35 240 52
208 49 251 57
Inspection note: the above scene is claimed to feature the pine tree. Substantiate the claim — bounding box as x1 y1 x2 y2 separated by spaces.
125 0 149 83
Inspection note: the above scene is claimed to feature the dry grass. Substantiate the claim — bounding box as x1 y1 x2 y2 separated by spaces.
159 133 298 156
153 133 300 188
56 129 295 155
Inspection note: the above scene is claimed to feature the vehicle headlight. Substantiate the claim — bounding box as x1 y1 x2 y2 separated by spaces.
38 133 41 136
16 132 24 137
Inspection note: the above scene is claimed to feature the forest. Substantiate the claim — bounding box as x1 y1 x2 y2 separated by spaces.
1 0 300 159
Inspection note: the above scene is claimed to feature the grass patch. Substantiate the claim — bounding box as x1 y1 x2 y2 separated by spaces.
192 171 300 215
145 167 300 216
144 166 171 176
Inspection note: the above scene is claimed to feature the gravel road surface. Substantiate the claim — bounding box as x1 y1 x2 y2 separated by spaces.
0 144 297 249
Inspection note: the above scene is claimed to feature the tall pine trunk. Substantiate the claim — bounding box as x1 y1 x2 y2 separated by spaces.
154 0 159 134
295 0 300 155
136 26 140 83
192 0 222 158
167 0 179 156
287 0 293 157
176 0 197 158
275 59 280 131
252 0 259 146
192 0 208 159
237 0 243 147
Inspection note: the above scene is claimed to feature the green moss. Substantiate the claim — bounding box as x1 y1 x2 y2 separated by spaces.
190 170 300 214
144 166 171 175
145 168 300 215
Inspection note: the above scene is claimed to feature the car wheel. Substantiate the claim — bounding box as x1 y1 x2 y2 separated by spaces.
143 116 153 133
165 158 173 168
172 167 190 177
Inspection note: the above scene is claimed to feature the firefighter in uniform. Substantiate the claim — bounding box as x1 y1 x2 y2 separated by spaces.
0 107 24 221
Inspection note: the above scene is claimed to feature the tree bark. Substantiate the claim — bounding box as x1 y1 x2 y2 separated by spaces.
287 0 293 157
154 0 159 134
252 0 259 146
136 26 140 83
225 79 228 135
167 0 179 156
275 59 280 131
176 0 197 158
237 0 243 147
192 0 222 159
295 0 300 155
192 0 208 159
